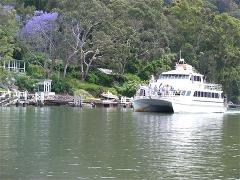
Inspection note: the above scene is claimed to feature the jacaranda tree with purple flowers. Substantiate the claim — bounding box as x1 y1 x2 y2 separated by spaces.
20 11 59 77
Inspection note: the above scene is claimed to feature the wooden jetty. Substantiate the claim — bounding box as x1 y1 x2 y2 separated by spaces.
120 96 133 108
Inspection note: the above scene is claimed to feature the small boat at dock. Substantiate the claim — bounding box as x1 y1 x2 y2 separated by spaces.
94 91 119 107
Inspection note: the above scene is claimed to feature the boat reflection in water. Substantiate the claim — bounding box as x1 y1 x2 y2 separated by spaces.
132 112 239 179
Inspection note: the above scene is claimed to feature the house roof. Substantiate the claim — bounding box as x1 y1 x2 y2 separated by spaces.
97 68 113 75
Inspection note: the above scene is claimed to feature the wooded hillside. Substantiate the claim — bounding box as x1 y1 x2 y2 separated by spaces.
0 0 239 102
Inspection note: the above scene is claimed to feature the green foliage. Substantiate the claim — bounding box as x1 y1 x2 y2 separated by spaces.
0 68 10 85
86 72 100 84
23 52 45 67
86 70 114 87
218 66 240 103
138 55 172 80
65 78 105 97
17 0 48 10
14 75 36 91
65 65 79 79
51 75 70 94
26 64 44 78
125 58 141 74
0 5 19 61
115 73 143 97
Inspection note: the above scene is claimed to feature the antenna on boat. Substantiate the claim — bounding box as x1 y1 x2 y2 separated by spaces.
180 50 182 60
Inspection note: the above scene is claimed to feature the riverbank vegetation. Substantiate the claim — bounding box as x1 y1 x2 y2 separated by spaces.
0 0 240 102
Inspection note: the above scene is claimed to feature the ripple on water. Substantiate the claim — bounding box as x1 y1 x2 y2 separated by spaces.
88 166 102 169
68 163 80 166
100 177 116 179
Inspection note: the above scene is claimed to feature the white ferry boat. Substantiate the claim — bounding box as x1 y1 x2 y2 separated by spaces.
132 57 227 113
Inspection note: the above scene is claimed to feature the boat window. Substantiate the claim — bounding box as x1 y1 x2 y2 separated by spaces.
197 91 201 97
161 75 168 79
193 91 197 97
207 92 211 98
140 89 145 96
204 92 207 97
181 90 186 96
212 93 215 98
215 93 219 98
186 91 191 96
193 76 201 81
201 91 204 97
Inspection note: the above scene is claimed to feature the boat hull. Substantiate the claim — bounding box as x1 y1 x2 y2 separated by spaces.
133 97 226 113
172 100 227 113
132 98 174 113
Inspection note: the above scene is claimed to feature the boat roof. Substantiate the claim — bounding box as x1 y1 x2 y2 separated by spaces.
160 58 204 76
101 91 118 99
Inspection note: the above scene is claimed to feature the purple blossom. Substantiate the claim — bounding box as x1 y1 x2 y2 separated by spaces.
20 11 58 36
3 5 14 11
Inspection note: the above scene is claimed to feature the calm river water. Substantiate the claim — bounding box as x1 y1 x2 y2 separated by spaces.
0 107 239 179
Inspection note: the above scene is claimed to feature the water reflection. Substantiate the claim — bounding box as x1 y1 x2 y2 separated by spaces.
0 107 239 179
132 112 239 179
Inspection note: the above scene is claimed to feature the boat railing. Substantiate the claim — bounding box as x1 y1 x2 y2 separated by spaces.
204 83 222 91
135 91 177 99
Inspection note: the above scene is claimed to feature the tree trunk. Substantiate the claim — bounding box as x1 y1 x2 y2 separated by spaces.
63 62 69 78
83 59 92 81
80 48 85 81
